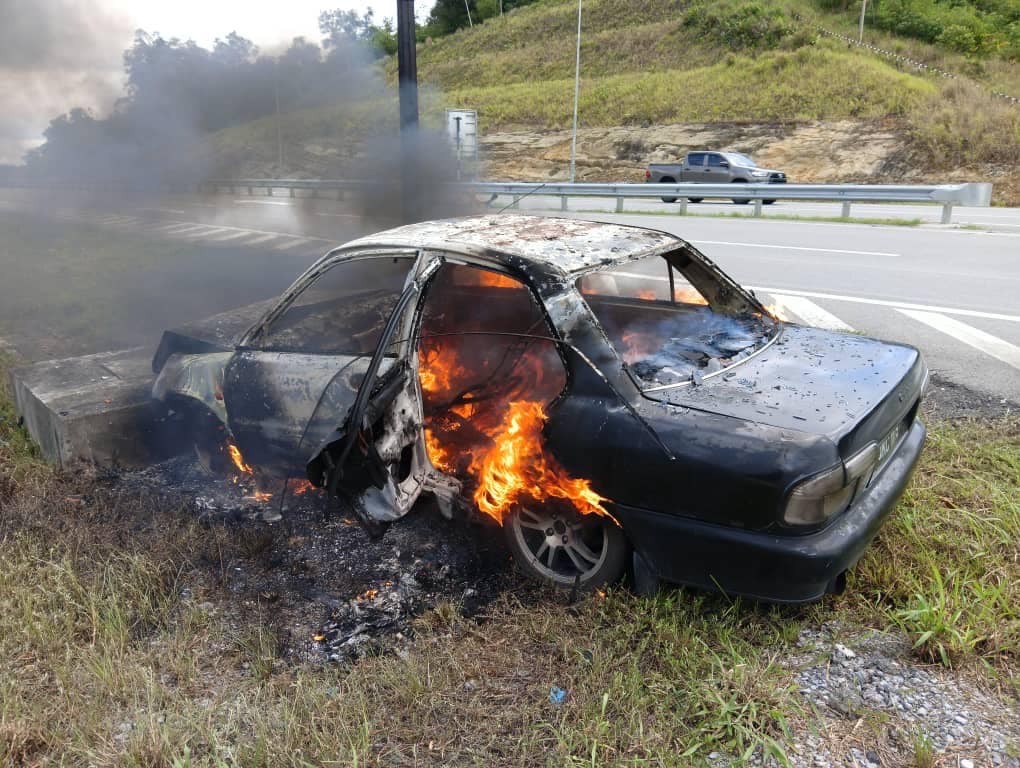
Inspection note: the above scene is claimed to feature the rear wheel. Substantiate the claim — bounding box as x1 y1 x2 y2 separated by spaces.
688 197 703 204
505 506 628 590
731 179 750 204
659 176 678 204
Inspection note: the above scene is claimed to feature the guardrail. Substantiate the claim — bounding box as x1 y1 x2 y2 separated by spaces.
203 179 993 224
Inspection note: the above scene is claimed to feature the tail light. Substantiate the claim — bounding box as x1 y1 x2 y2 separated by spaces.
644 170 651 180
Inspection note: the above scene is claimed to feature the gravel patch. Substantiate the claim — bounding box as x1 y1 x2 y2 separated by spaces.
783 623 1019 768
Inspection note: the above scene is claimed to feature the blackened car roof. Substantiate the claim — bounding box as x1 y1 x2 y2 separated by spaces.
338 214 683 274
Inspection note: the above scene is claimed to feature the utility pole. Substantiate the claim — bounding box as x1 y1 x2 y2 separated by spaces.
274 57 284 176
568 0 582 183
464 0 474 27
858 0 868 44
397 0 419 221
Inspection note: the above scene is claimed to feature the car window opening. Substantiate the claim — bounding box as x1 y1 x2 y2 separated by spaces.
417 263 613 529
578 252 775 389
257 256 414 355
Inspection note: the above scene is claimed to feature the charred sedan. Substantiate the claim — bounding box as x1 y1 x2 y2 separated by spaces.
152 215 927 603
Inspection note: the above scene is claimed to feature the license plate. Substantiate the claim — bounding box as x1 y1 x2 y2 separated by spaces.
878 421 908 464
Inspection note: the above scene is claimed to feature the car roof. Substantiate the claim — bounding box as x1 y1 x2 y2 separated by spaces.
336 214 682 275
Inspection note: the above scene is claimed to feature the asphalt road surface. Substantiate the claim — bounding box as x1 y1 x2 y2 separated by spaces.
1 188 1017 405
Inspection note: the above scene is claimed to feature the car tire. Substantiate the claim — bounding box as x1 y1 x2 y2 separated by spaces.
504 505 629 590
763 199 776 205
687 198 703 204
731 179 750 204
659 177 678 204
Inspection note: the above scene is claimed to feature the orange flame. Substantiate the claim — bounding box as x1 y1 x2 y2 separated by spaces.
425 428 453 472
675 286 708 306
763 300 791 322
469 401 612 525
420 338 612 526
228 443 253 474
634 288 658 300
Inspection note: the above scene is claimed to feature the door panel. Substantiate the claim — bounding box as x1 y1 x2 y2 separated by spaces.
222 253 418 474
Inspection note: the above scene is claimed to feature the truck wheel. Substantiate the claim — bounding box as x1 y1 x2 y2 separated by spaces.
688 198 703 204
731 179 750 205
659 177 678 204
764 199 776 205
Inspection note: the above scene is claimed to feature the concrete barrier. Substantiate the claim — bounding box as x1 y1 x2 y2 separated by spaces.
8 347 176 468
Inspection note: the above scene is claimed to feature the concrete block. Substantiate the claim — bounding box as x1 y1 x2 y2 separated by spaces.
9 347 180 468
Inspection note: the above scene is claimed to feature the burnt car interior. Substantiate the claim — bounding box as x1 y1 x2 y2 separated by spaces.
255 256 414 355
578 250 777 388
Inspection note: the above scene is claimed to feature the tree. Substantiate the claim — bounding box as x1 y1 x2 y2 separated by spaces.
318 7 395 58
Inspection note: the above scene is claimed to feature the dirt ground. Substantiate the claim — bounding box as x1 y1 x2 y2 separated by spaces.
477 119 1020 206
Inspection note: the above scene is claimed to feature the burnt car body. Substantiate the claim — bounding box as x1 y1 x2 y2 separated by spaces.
151 215 927 603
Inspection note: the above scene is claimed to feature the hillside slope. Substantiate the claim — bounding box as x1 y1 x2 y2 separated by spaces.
208 0 1020 203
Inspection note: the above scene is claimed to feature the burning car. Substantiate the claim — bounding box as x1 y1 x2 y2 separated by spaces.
151 215 927 603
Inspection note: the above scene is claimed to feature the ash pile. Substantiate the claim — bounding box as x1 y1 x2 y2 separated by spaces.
112 454 515 663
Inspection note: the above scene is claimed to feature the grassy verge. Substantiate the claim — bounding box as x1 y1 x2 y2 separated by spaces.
1 343 1017 764
848 418 1020 675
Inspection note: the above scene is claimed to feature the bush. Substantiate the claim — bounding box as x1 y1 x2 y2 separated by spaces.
683 0 796 49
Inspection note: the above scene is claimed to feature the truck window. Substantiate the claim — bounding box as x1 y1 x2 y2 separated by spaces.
687 152 706 167
707 154 727 167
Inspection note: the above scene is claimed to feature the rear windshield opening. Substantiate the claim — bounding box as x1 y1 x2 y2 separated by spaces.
577 253 775 389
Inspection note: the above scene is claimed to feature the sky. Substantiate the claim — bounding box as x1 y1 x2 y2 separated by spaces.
0 0 383 164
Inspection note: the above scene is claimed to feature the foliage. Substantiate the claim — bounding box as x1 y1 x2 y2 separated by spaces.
683 0 797 49
318 8 396 57
816 0 1020 58
419 0 541 39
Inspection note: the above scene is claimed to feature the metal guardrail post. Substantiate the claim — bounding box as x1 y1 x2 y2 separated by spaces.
200 180 991 224
677 199 687 216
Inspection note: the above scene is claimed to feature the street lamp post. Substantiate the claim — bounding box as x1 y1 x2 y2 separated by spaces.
568 0 582 183
858 0 868 44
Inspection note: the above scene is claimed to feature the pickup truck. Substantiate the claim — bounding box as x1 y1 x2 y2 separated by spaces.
645 151 787 204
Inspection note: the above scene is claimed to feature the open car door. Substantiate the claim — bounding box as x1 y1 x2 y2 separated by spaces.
300 254 446 532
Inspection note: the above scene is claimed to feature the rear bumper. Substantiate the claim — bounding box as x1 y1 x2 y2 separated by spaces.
617 419 926 603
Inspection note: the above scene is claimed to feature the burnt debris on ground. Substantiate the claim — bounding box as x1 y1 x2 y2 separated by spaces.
95 454 518 664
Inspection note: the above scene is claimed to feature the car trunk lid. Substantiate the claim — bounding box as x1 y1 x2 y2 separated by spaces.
645 325 925 455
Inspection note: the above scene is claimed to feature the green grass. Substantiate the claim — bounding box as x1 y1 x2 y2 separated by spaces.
848 418 1020 673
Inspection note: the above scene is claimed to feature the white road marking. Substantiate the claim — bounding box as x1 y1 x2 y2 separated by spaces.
693 239 899 258
243 233 284 246
233 199 295 206
177 226 232 238
898 310 1020 371
272 238 315 251
159 223 208 233
767 294 855 331
747 285 1020 324
205 230 255 242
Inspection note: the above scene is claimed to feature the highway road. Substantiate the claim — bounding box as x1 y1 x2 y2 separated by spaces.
1 188 1017 405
